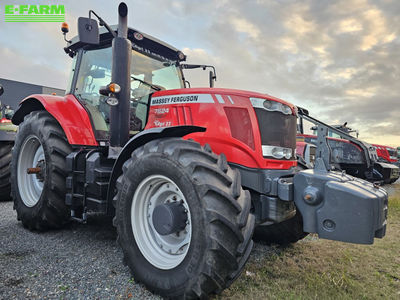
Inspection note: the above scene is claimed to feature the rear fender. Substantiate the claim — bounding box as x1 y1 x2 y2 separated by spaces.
12 94 97 146
106 125 206 213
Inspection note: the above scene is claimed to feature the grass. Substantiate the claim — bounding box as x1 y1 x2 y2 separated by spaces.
220 189 400 300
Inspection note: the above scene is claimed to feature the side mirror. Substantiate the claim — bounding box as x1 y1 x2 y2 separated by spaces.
0 84 4 96
78 17 100 45
209 70 215 88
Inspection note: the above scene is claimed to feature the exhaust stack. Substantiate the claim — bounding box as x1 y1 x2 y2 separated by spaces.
110 2 131 147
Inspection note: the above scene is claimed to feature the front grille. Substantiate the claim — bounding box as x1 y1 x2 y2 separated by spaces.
225 107 255 149
254 109 296 159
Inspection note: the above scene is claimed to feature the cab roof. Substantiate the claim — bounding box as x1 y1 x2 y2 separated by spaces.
65 25 185 62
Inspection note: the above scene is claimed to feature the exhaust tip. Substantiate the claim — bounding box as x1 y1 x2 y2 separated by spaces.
118 2 128 17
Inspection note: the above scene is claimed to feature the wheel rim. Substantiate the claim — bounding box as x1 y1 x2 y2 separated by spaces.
17 135 45 207
131 175 192 270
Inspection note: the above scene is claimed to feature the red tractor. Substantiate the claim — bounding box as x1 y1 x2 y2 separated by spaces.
10 3 388 298
297 111 399 184
373 144 399 164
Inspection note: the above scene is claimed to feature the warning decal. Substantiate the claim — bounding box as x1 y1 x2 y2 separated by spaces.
150 94 214 106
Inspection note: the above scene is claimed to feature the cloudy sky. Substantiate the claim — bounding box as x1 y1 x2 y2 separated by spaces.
0 0 399 146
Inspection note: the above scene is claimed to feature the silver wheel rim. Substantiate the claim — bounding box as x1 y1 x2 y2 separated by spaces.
17 135 45 207
131 175 192 270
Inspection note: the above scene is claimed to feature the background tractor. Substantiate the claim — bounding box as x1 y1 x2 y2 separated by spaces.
0 84 16 201
397 146 400 166
0 80 64 201
297 110 399 184
10 3 388 298
373 144 399 164
324 120 399 176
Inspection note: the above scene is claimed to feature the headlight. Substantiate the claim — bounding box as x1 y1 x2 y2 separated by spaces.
262 145 293 159
250 97 293 115
263 100 273 109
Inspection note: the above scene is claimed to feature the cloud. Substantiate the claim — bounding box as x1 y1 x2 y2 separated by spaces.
360 8 395 50
229 17 261 39
0 0 399 146
181 0 400 145
283 5 315 36
336 18 363 34
0 47 70 89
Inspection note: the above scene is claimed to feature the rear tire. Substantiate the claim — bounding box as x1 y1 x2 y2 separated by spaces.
0 142 13 201
253 211 308 245
11 111 72 230
114 138 255 299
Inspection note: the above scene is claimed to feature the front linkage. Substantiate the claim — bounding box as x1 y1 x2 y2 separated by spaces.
294 108 387 244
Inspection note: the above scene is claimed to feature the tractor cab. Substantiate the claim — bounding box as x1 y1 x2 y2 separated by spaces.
64 25 186 139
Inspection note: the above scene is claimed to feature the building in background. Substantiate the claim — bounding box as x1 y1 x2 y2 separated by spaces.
0 78 65 110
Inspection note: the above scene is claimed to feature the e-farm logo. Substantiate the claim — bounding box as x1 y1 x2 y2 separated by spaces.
4 4 65 22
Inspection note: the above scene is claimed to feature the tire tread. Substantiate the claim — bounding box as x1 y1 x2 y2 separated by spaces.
11 111 72 230
0 142 13 201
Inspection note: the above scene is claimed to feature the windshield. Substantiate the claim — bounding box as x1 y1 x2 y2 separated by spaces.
131 50 183 91
74 47 184 139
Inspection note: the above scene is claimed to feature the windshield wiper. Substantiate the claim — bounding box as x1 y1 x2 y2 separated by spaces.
131 76 161 91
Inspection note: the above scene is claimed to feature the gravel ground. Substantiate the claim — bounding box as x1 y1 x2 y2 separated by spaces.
1 180 398 299
0 202 160 300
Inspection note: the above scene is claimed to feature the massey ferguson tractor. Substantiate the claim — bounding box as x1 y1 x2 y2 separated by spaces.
10 3 388 298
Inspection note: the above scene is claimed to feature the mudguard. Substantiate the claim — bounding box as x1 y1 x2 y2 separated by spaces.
106 125 206 213
12 94 98 146
294 169 387 244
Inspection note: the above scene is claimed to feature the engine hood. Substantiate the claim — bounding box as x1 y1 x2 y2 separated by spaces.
152 88 296 111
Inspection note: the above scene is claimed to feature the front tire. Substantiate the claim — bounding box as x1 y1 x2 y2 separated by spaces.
0 142 13 201
114 138 255 299
11 111 72 230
